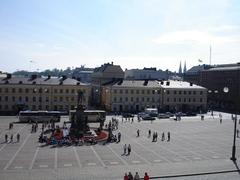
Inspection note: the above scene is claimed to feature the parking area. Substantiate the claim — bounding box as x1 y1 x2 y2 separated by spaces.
0 112 239 179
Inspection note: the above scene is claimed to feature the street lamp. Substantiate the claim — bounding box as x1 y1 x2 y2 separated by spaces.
223 87 238 161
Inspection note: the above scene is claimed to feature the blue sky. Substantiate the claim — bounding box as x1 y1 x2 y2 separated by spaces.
0 0 240 72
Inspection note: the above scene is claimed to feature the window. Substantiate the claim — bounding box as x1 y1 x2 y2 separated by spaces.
193 98 196 102
0 88 1 93
54 89 58 93
119 97 122 102
125 97 128 102
19 96 22 102
120 89 123 94
142 97 144 101
18 88 22 93
167 90 170 94
184 91 186 95
39 88 42 93
71 97 74 101
152 90 155 94
5 96 8 102
136 90 139 94
25 96 28 102
38 105 42 110
114 89 117 94
200 98 203 102
174 98 176 102
66 89 69 93
12 96 15 102
188 91 192 95
193 91 196 95
152 97 155 102
200 91 203 95
12 88 15 93
5 88 8 93
184 98 186 102
33 97 36 102
25 88 29 93
179 91 182 95
179 98 181 102
5 105 8 110
125 89 128 94
59 97 63 102
189 98 191 102
66 97 69 101
131 97 133 102
147 97 150 102
46 97 49 102
39 97 42 102
54 97 57 102
32 105 36 110
174 91 177 94
0 96 1 101
60 89 63 93
167 98 169 102
147 90 150 94
71 89 75 93
114 97 117 102
46 105 49 110
136 97 139 102
142 90 145 94
131 89 134 94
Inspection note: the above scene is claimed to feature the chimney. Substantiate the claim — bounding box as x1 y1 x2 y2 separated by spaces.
61 75 67 80
160 81 164 85
190 82 193 86
48 75 51 79
166 81 170 86
31 74 37 80
6 73 12 79
111 61 113 65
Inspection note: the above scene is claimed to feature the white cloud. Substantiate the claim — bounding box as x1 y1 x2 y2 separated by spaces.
153 30 240 45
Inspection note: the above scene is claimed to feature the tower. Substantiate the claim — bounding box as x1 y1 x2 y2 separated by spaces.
178 61 182 74
183 61 187 73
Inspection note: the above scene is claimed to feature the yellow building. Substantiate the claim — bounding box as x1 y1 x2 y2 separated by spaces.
0 74 90 114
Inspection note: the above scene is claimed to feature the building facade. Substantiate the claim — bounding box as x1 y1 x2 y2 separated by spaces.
0 74 90 114
101 80 207 113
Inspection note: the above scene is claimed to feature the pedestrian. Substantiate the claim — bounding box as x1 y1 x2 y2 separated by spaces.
133 172 140 180
155 132 158 142
219 113 222 124
162 132 165 141
123 144 127 155
131 117 134 124
237 129 239 138
5 134 8 143
128 172 133 180
144 172 149 180
167 132 170 142
17 133 20 142
124 173 129 180
118 132 121 143
127 144 131 155
10 134 13 143
148 129 151 138
152 132 155 142
137 129 140 137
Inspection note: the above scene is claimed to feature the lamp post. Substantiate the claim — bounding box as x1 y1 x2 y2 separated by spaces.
223 86 238 162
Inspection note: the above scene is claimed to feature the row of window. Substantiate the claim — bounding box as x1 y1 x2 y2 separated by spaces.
0 96 78 102
112 97 203 103
0 105 76 111
0 88 85 94
113 89 161 95
112 89 204 95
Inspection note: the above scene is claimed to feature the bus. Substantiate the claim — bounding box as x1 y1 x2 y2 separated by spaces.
145 108 158 117
69 110 106 123
19 111 61 123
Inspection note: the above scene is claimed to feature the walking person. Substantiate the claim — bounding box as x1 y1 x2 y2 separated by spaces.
155 132 158 142
17 133 20 142
148 129 151 138
124 173 128 180
5 134 8 143
219 113 222 124
123 144 127 155
137 129 140 137
127 144 131 155
152 132 155 142
10 134 13 143
167 131 171 142
133 172 140 180
144 172 150 180
162 132 165 141
237 129 239 138
118 132 121 143
128 172 133 180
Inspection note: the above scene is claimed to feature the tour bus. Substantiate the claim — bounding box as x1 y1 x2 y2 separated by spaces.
69 110 106 123
19 110 61 123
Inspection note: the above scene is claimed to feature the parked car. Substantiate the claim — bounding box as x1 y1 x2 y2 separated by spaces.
158 113 170 119
142 114 156 120
165 112 174 117
138 112 146 118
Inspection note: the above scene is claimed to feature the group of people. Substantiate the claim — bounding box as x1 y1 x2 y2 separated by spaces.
123 144 131 155
4 133 20 143
148 130 171 142
124 172 149 180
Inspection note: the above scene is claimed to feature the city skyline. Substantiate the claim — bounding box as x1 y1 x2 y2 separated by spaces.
0 0 240 73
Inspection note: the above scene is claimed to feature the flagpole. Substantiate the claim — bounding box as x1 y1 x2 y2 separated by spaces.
209 45 212 65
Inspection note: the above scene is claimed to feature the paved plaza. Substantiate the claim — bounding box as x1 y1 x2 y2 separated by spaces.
0 112 239 180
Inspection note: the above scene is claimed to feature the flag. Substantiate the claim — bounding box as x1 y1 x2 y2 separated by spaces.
198 59 203 63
